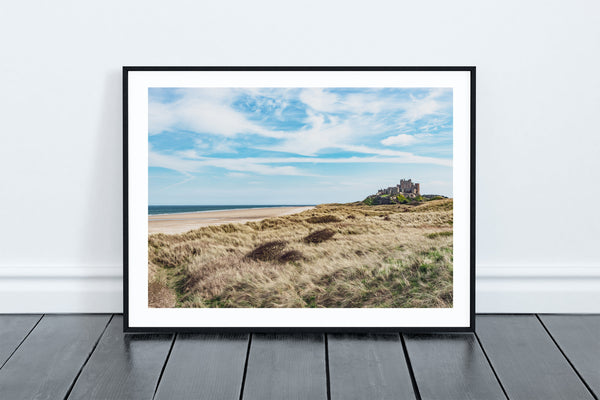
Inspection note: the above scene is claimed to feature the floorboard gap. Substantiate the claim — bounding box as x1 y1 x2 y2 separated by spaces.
325 334 331 400
152 333 177 400
535 314 598 400
63 314 114 400
474 331 510 400
400 334 422 400
0 314 44 371
237 333 253 400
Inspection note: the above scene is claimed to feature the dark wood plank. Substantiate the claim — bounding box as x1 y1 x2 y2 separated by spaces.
476 315 594 400
67 315 173 400
404 333 506 400
154 333 249 400
328 333 416 400
539 314 600 398
0 314 110 400
242 334 327 400
0 314 41 368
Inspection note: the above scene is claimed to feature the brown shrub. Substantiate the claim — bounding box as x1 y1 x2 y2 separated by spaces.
148 281 177 308
246 240 287 261
306 215 342 224
347 214 356 219
383 215 391 221
278 250 305 263
304 229 335 244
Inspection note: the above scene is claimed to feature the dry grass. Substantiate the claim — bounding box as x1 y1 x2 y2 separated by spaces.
148 280 177 308
306 215 342 223
148 199 453 308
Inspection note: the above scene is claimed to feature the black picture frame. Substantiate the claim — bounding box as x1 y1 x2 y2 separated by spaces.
123 66 475 333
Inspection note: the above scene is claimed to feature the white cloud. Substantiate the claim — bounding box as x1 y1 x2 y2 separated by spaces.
381 134 418 146
259 154 451 167
263 88 452 156
149 88 453 181
148 101 176 135
150 88 452 145
211 140 238 153
261 119 356 156
149 149 452 179
226 172 248 178
402 88 450 122
256 109 398 156
344 92 387 114
149 89 286 139
149 150 314 176
149 99 279 137
176 149 201 159
314 153 452 167
299 88 341 113
299 88 388 115
418 117 450 132
264 154 448 166
194 139 209 149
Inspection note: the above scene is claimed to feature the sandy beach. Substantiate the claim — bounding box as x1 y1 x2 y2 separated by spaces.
149 206 315 234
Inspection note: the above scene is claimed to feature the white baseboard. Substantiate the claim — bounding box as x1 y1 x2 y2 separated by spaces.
476 266 600 313
0 266 598 313
0 267 123 313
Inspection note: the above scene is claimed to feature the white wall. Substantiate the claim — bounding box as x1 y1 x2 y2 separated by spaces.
1 0 599 313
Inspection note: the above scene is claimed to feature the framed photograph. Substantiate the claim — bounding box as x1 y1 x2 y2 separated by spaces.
123 67 475 332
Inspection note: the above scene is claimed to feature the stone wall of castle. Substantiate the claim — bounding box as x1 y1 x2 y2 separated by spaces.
377 179 421 198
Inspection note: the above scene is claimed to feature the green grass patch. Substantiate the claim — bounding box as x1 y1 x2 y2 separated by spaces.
426 231 453 239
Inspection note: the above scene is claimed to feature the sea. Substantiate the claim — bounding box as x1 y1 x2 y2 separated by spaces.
148 205 313 216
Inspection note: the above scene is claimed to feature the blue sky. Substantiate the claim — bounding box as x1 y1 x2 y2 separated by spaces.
148 87 453 205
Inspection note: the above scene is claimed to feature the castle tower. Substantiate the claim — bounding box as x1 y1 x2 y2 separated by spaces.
415 183 420 196
400 179 413 193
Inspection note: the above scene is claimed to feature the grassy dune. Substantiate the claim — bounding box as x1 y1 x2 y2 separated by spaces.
148 199 453 308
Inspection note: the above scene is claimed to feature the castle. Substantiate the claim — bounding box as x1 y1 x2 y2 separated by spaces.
377 179 421 198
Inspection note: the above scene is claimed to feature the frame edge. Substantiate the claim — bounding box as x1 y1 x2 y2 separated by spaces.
122 66 476 333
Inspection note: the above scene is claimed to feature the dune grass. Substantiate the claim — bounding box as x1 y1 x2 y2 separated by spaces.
148 199 453 308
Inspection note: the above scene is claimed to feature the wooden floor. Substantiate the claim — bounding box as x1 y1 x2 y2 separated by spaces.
0 315 597 400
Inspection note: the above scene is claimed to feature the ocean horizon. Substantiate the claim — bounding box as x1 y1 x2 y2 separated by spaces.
148 205 315 216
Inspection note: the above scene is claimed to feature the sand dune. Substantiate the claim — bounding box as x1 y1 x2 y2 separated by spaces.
148 199 454 308
149 206 315 234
